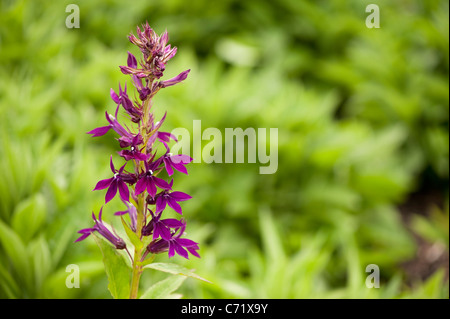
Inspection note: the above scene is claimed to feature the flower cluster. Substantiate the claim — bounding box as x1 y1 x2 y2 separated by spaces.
76 22 199 261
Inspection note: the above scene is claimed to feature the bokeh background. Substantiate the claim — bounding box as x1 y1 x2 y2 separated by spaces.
0 0 448 298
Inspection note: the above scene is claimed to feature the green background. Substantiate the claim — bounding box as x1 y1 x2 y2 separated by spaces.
0 0 448 298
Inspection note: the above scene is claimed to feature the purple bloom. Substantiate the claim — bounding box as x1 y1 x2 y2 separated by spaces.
87 112 132 139
118 133 149 161
75 207 126 250
111 83 143 123
94 156 130 203
147 220 200 259
161 142 192 176
135 159 172 198
159 69 190 88
155 180 192 214
142 209 183 240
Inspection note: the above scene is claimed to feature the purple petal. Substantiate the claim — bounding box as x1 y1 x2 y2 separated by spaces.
174 243 189 259
109 156 115 173
135 177 147 195
177 238 199 247
167 198 182 214
164 158 174 176
171 161 188 175
127 51 137 68
118 150 134 161
134 152 150 161
75 228 94 242
110 88 120 103
87 126 111 137
155 196 167 214
118 180 129 202
170 191 192 201
153 176 172 190
162 218 183 229
93 177 113 191
105 180 118 203
186 247 200 258
157 224 172 241
147 179 158 198
159 69 190 88
168 242 176 258
114 210 128 216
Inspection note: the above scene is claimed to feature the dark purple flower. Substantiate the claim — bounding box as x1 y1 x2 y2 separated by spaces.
159 69 190 88
75 207 126 250
118 133 149 161
114 200 138 232
161 142 192 176
147 220 200 259
111 83 143 123
155 180 192 214
135 159 172 198
142 209 183 240
94 156 130 203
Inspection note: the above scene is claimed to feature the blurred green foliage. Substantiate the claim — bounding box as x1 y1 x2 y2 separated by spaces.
0 0 448 298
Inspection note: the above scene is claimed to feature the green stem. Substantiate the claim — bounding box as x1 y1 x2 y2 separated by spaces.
129 194 146 299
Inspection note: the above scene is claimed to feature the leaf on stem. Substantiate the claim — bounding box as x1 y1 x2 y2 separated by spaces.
144 262 212 284
93 233 131 299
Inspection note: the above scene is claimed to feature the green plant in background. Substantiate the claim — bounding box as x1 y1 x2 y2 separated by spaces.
0 0 448 299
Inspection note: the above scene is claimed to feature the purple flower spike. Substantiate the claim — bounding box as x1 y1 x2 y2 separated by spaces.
75 207 126 250
94 156 130 203
155 180 192 214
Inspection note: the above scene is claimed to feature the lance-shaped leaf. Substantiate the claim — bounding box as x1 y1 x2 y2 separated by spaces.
140 275 187 299
143 262 211 283
93 233 131 299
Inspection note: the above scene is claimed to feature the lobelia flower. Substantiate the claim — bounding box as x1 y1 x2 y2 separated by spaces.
155 180 192 214
147 220 200 259
94 155 130 203
110 82 143 123
135 158 172 198
75 207 126 250
118 133 149 161
142 209 183 240
161 141 193 176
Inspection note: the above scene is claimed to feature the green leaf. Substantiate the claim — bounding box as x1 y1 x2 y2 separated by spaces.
144 263 212 284
0 220 32 289
120 216 142 250
29 236 52 293
11 193 47 243
93 233 131 299
140 275 187 299
0 265 20 298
